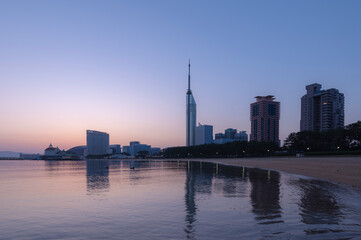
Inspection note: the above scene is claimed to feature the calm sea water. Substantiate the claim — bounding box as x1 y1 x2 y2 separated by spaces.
0 160 360 240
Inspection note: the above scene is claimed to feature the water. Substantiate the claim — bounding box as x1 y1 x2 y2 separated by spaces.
0 160 360 240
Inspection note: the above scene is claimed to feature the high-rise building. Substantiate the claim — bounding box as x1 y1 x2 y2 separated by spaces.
250 95 280 143
195 124 213 145
186 61 197 147
85 130 109 156
300 83 344 132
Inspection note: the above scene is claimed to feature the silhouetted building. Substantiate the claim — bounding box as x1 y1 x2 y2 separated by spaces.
225 128 237 139
214 129 248 144
107 144 121 154
215 133 225 139
85 130 109 157
130 141 140 146
186 61 197 147
123 141 151 156
301 83 344 132
235 131 248 141
195 124 213 145
150 147 161 156
250 95 280 143
122 146 130 154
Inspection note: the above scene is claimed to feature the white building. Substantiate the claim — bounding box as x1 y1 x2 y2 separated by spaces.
44 143 61 156
195 124 213 145
85 130 109 157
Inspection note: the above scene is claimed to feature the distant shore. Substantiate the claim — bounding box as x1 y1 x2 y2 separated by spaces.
167 156 361 191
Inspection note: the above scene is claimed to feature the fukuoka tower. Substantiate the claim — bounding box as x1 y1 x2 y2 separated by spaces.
186 60 196 147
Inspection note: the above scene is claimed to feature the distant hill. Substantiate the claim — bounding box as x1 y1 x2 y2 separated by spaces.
0 151 21 158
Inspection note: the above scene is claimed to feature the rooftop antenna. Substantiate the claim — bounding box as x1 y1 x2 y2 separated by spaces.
188 59 191 91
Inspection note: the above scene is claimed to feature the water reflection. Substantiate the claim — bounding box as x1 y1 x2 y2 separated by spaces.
297 179 343 225
86 160 110 194
184 162 197 239
249 168 283 225
215 164 248 198
44 160 84 173
1 160 361 239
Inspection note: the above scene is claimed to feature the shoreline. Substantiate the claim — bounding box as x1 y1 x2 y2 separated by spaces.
165 156 361 192
3 156 361 191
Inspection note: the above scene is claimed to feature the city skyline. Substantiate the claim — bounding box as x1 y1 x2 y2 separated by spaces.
1 1 361 153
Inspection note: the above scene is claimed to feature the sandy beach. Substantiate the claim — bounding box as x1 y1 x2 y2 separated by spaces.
172 156 361 191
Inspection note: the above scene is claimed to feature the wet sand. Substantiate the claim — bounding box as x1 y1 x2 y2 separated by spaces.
172 156 361 191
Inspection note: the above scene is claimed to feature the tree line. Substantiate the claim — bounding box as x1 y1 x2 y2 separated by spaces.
283 121 361 152
164 141 279 158
164 121 361 158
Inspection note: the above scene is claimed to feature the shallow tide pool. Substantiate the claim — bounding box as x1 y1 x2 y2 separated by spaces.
0 160 360 239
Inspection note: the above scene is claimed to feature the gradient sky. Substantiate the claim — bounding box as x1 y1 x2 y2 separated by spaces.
1 0 361 153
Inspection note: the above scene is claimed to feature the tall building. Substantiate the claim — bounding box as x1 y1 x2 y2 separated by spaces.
186 61 197 147
300 83 344 132
195 124 213 145
85 130 109 156
250 95 280 143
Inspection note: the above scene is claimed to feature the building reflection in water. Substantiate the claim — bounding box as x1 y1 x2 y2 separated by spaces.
183 161 214 239
86 160 110 194
44 160 84 173
294 179 343 228
214 164 248 198
248 168 283 224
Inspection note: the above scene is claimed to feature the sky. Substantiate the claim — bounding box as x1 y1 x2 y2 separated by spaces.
1 0 361 153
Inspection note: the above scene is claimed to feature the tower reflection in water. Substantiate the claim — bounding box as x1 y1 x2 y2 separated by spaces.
184 161 213 239
184 161 197 239
86 160 110 194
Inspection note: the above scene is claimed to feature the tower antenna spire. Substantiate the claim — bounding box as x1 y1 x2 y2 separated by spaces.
188 59 191 91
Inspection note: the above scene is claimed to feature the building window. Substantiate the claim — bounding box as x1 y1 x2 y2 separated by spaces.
273 119 276 142
267 119 270 142
268 104 276 116
261 118 264 141
254 119 258 141
253 105 259 117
